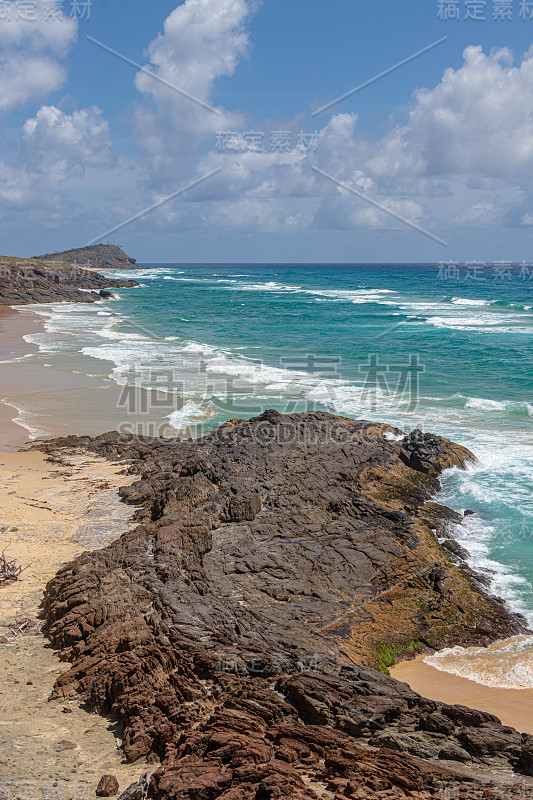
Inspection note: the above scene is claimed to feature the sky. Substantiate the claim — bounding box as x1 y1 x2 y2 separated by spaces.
2 0 533 263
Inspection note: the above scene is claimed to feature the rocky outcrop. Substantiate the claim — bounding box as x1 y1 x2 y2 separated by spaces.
36 244 139 271
0 255 138 304
40 412 533 799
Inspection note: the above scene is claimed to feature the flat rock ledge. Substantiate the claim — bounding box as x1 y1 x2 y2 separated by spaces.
39 411 533 800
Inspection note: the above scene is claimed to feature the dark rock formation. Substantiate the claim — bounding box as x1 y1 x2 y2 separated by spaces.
0 255 138 305
40 412 533 799
36 244 139 270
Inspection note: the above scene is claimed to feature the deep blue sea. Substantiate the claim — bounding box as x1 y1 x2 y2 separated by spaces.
18 263 533 683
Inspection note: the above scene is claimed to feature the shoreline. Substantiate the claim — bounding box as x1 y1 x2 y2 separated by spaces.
0 304 142 451
2 298 533 764
391 652 533 735
0 305 45 451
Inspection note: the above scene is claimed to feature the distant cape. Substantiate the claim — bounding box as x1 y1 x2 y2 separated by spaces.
35 243 139 271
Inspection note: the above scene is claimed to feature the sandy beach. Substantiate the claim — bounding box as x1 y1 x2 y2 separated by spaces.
391 655 533 735
0 306 150 797
0 445 147 799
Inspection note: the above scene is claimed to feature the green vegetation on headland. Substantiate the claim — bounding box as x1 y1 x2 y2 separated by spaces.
35 243 139 271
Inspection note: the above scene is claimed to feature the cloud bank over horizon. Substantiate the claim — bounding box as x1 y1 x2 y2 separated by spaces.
1 0 533 259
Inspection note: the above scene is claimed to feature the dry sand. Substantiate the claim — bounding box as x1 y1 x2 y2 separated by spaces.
392 655 533 735
0 446 147 800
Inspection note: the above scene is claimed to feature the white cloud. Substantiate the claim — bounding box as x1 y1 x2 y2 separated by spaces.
0 1 77 113
136 0 252 106
4 1 533 252
133 0 253 189
366 45 533 180
21 105 115 175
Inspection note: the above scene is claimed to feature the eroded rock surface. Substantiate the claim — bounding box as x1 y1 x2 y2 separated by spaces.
0 255 138 304
40 412 533 799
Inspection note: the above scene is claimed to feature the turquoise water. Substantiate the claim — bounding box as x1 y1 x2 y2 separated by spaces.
17 263 533 628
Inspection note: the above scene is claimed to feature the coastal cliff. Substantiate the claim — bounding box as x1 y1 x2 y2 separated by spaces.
40 411 533 799
36 244 139 271
0 254 139 305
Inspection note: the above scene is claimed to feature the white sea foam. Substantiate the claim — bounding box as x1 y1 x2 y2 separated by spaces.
220 279 399 306
465 397 507 412
1 399 50 440
180 342 217 355
166 401 212 431
0 353 34 364
308 288 398 305
451 297 491 306
98 328 148 342
436 436 533 632
424 636 533 689
106 268 175 281
451 394 533 416
425 314 533 333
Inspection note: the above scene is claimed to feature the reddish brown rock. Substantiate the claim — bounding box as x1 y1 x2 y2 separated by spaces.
96 774 120 797
39 412 533 800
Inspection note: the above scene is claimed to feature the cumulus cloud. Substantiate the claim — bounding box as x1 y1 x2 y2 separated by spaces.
21 105 115 175
136 0 252 107
366 45 533 180
133 0 253 190
4 0 533 248
192 44 533 235
0 0 77 113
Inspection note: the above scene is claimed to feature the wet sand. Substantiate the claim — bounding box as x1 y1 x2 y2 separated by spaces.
0 307 151 796
0 304 181 450
0 305 43 450
392 655 533 735
0 305 139 450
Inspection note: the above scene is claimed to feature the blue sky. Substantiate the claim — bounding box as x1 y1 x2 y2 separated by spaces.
2 0 533 262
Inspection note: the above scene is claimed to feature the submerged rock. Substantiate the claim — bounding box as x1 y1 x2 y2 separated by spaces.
40 412 533 799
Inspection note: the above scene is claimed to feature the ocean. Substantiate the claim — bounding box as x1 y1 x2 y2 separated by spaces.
6 262 533 687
